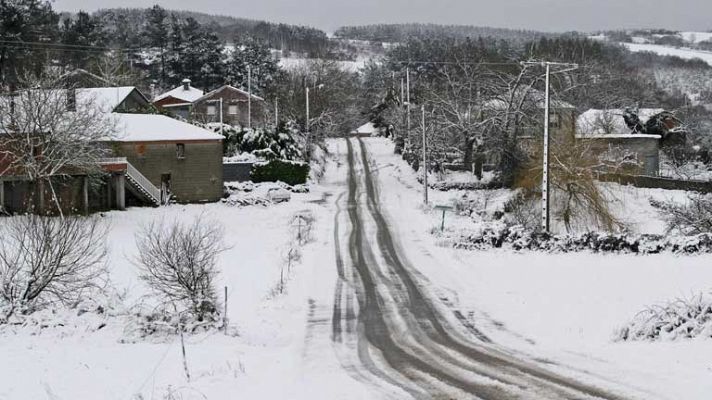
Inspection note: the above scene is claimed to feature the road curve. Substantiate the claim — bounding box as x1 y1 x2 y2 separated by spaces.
330 137 638 400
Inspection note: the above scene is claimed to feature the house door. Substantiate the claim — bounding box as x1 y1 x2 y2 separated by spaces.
645 156 658 176
161 174 172 203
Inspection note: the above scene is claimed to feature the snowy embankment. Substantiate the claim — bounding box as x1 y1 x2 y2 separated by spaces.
0 151 370 399
363 137 712 400
620 42 712 67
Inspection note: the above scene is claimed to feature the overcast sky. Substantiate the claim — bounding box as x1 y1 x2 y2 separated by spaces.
53 0 711 33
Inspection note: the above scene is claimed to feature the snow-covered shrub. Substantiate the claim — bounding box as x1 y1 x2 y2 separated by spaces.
450 227 712 255
651 194 712 235
122 308 224 342
251 159 310 185
0 215 108 321
220 122 304 161
617 293 712 341
503 193 539 230
134 215 227 321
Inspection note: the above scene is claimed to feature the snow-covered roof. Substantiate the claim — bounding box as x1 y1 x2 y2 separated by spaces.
77 87 143 112
112 113 223 142
195 85 265 103
154 84 204 103
577 108 665 137
484 88 575 111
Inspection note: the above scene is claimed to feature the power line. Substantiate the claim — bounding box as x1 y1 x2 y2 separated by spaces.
391 60 525 67
0 39 144 53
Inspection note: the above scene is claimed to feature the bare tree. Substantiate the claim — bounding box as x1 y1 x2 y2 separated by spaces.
0 215 108 319
517 135 627 233
651 194 712 235
0 71 117 215
135 215 227 320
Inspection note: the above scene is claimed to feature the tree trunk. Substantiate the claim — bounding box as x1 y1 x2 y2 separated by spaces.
463 136 476 174
474 150 484 180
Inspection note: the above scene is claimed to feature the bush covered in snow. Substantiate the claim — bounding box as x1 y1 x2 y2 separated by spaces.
449 223 712 254
220 121 304 161
617 293 712 341
122 308 226 342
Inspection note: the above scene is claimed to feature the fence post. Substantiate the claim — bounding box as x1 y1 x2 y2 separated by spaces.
223 286 228 334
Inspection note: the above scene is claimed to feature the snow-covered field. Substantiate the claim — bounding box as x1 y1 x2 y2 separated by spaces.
363 137 712 400
3 137 712 399
279 57 368 72
620 42 712 66
679 31 712 44
0 157 372 400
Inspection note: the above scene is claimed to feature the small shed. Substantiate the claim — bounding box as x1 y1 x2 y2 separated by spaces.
576 109 668 176
351 122 380 137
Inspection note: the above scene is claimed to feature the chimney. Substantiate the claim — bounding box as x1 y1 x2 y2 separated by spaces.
182 79 191 91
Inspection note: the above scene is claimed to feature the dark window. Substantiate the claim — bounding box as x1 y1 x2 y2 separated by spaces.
549 112 560 129
176 143 185 159
66 89 76 112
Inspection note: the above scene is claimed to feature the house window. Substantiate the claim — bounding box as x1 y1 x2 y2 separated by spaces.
176 143 185 159
207 105 217 116
549 112 560 129
228 105 238 115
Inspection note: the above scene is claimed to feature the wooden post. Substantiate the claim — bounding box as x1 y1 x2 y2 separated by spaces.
116 174 126 210
223 286 228 334
106 176 112 209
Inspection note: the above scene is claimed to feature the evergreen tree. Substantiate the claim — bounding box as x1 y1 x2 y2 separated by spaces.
165 13 184 87
145 5 169 84
226 37 281 96
0 0 59 84
174 17 224 90
60 11 106 70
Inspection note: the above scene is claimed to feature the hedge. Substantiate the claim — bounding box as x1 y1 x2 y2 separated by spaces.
251 159 310 186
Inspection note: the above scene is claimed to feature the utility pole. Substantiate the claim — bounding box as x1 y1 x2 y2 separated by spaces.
542 63 551 233
247 65 252 129
520 61 579 233
422 105 428 205
305 86 310 143
406 67 411 141
274 97 279 127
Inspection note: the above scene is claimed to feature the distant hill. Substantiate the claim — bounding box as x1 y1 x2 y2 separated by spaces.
334 23 554 44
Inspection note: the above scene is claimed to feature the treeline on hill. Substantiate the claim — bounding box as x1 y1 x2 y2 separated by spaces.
0 1 338 87
93 8 331 57
334 23 553 45
0 2 287 93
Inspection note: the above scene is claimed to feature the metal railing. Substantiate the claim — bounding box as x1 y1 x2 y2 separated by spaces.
126 162 161 205
98 157 128 165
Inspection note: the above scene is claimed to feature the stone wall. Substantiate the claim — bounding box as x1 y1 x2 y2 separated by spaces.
117 140 224 203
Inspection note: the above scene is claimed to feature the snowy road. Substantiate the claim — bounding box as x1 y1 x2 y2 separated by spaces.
331 137 639 399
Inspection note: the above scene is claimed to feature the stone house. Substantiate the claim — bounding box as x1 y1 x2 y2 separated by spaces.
1 86 223 215
153 80 266 127
575 108 684 176
191 85 266 127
